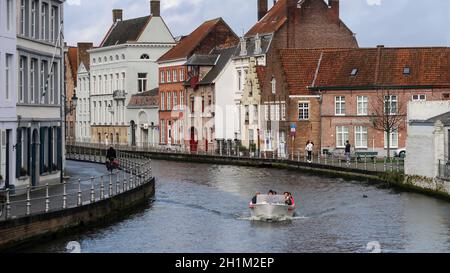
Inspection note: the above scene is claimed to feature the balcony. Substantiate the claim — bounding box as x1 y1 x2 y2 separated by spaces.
113 90 127 101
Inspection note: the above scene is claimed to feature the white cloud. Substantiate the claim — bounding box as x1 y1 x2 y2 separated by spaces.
366 0 381 6
67 0 81 6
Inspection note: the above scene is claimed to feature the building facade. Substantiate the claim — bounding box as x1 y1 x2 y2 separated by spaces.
74 42 94 143
0 0 17 188
15 0 65 187
89 1 175 146
157 17 239 151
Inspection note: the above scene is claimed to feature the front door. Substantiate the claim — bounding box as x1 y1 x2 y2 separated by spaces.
190 127 198 152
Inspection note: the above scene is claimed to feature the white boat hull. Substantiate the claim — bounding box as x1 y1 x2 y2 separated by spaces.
250 204 295 221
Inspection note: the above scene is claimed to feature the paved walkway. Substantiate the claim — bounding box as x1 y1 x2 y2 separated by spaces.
1 161 130 221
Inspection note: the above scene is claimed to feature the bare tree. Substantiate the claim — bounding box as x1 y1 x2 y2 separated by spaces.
370 89 406 159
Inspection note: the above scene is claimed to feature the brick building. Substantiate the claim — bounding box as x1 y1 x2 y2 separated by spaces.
157 18 239 150
241 0 358 158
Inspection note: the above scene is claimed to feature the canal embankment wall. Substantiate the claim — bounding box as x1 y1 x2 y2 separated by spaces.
71 146 450 202
0 178 155 252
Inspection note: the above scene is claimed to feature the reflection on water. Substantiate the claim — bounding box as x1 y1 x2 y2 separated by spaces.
23 160 450 253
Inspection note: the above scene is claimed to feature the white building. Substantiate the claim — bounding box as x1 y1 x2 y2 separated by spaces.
75 57 91 142
406 101 450 179
87 1 175 146
15 0 65 188
0 0 17 188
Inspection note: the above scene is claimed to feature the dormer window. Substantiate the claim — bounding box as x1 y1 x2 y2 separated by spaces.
350 68 358 76
403 67 410 75
140 54 150 60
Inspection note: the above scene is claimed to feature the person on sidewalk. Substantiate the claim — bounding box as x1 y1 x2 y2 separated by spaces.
106 146 117 171
306 141 314 163
345 141 352 166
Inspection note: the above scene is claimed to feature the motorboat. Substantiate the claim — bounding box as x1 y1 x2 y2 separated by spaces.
249 195 295 221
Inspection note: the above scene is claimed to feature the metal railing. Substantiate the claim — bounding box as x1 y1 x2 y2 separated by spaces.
66 141 405 175
0 152 153 222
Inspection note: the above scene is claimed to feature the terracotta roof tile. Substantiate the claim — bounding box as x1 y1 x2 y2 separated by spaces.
158 18 231 62
128 88 159 107
246 0 287 37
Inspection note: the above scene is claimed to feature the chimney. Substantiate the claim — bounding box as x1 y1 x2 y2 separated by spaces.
328 0 339 24
257 0 268 21
112 9 123 23
77 42 94 68
151 0 160 17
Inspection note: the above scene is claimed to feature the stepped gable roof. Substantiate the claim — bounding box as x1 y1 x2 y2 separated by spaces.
157 18 224 62
101 16 152 47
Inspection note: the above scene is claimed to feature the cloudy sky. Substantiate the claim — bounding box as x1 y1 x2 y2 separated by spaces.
65 0 450 48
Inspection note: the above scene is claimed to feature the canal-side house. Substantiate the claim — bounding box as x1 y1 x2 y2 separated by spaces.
74 42 94 143
184 46 237 153
310 47 450 157
157 18 239 151
0 0 17 189
126 88 160 147
239 0 358 158
88 1 176 146
64 45 77 144
406 101 450 180
16 0 66 187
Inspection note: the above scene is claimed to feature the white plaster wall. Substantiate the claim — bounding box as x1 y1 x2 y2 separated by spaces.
408 101 450 122
405 125 435 178
138 17 175 44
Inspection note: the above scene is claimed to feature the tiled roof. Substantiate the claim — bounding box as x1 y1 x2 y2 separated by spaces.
234 34 273 58
67 47 78 84
127 88 159 108
200 47 237 85
426 111 450 126
157 18 224 62
280 47 450 95
101 16 151 47
186 54 219 66
246 0 287 37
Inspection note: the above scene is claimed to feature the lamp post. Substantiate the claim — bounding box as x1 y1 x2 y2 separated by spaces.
60 92 78 184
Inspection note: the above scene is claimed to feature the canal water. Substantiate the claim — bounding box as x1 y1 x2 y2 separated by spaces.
24 160 450 253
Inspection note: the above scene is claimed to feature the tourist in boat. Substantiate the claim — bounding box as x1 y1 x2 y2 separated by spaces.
268 190 275 196
251 192 261 205
284 192 293 206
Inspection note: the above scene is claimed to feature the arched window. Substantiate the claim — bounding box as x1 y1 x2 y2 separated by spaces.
140 54 150 60
98 57 101 63
115 55 119 61
122 54 126 60
92 58 96 64
103 56 107 62
110 56 113 61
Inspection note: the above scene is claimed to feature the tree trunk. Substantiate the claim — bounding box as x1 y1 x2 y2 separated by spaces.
386 129 391 160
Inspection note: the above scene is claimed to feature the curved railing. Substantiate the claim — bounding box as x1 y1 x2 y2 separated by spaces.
0 152 153 222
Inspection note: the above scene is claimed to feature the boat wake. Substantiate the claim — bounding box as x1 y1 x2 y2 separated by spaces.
236 215 309 222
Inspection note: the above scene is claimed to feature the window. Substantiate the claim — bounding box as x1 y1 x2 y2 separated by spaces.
20 0 26 35
40 61 47 102
161 93 165 111
281 103 286 121
6 0 13 31
98 57 101 63
190 96 195 113
173 70 178 82
336 126 349 148
177 91 184 110
140 54 150 60
335 96 346 116
384 129 399 149
50 6 57 43
49 63 55 103
274 104 280 121
173 92 178 110
19 57 25 103
271 77 276 94
412 94 426 101
167 92 172 110
180 69 185 82
121 72 126 90
201 96 205 113
357 96 368 116
167 70 171 83
122 54 125 60
5 54 12 100
253 105 258 124
41 3 48 41
115 55 119 61
403 67 410 75
264 105 269 121
99 76 102 93
237 70 242 91
298 102 309 120
138 73 147 92
31 1 37 38
265 130 272 151
30 60 37 103
351 68 358 76
384 95 398 115
355 126 368 148
160 71 165 84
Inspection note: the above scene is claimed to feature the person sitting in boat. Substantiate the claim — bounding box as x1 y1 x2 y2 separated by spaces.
284 192 293 206
251 192 261 205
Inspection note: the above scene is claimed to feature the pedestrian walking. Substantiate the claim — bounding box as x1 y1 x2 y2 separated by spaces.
345 140 352 166
306 141 314 163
